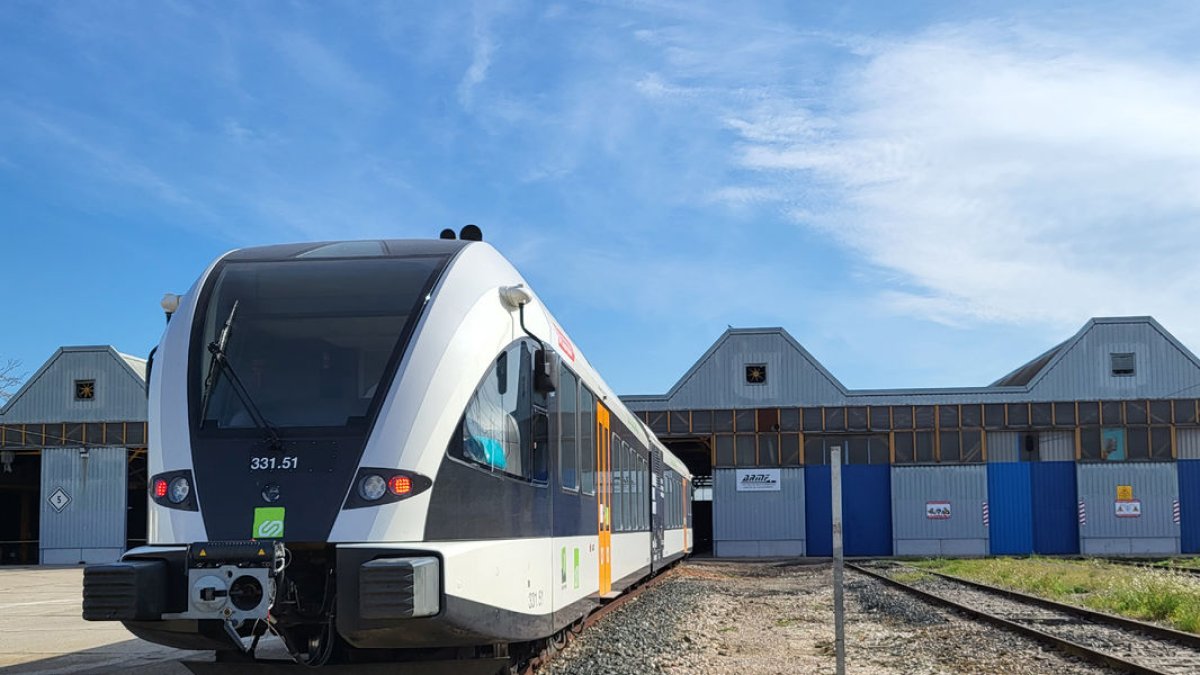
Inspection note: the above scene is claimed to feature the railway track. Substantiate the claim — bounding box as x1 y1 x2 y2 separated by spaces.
181 566 678 675
1100 557 1200 577
518 566 676 674
850 562 1200 675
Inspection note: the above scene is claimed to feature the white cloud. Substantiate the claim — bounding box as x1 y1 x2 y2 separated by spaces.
457 6 497 108
725 22 1200 342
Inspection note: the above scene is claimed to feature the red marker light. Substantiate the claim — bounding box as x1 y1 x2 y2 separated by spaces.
154 479 168 498
388 475 412 496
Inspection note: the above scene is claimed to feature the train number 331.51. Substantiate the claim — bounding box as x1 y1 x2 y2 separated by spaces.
250 456 299 471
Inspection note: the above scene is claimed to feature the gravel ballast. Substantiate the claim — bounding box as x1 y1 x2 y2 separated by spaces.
541 560 1110 674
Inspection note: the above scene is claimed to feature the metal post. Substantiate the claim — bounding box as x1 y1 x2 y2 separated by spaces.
831 446 846 675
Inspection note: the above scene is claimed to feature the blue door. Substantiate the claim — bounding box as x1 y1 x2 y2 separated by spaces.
805 466 832 556
843 464 892 556
1031 461 1079 555
1179 460 1200 553
804 464 892 557
987 463 1033 555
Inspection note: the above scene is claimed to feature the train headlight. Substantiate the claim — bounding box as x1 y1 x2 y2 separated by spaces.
359 474 387 501
343 468 432 509
168 477 191 504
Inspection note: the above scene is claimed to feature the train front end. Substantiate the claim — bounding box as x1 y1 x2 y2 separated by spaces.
80 240 474 661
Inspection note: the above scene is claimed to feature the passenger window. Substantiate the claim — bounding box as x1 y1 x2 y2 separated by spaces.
614 432 624 528
640 455 647 530
559 369 578 491
580 388 596 495
453 341 538 481
623 442 633 532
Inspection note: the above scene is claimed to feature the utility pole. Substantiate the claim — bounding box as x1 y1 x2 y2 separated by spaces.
831 446 846 675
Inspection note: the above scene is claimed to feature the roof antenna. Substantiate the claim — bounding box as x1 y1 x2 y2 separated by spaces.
460 224 482 241
439 228 456 240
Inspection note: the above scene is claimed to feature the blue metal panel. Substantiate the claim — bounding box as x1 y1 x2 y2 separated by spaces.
987 463 1033 554
844 464 892 556
804 464 892 557
1032 461 1079 554
806 467 832 556
1181 461 1200 553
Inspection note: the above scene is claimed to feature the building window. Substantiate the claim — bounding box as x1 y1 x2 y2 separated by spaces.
1111 352 1136 377
75 379 95 400
745 364 767 385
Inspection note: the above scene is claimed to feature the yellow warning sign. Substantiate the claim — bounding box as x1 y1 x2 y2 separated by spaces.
198 549 207 557
257 549 266 557
1117 485 1133 501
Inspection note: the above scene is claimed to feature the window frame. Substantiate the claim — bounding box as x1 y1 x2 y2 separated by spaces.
558 367 580 493
447 338 547 486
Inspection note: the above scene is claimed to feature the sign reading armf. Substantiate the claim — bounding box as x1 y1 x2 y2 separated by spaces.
735 469 781 492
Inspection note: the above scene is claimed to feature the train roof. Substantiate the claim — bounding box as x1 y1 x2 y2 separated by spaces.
224 239 470 262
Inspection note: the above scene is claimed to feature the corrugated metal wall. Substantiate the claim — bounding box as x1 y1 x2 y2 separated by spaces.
987 431 1072 462
712 468 805 557
987 432 1021 463
1040 431 1075 462
891 466 988 556
1 348 147 424
40 447 127 564
1077 462 1180 555
1179 429 1200 460
1029 321 1200 400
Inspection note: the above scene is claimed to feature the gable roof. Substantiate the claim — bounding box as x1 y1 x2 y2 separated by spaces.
0 346 147 422
623 317 1200 408
992 317 1200 392
624 324 849 408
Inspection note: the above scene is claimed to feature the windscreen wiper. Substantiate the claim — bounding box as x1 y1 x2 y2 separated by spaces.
198 301 283 450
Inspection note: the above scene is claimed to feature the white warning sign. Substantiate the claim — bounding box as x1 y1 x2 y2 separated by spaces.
1115 500 1142 518
48 487 72 512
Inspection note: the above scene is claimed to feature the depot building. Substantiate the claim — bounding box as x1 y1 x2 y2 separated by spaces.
4 316 1200 565
0 347 148 564
622 317 1200 559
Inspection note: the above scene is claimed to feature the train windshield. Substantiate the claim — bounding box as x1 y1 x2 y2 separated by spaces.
194 257 443 430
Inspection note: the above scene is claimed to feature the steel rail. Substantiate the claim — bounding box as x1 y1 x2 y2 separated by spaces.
847 563 1172 675
918 567 1200 649
1101 557 1200 578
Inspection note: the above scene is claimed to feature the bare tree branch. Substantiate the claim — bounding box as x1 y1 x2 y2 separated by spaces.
1 358 25 404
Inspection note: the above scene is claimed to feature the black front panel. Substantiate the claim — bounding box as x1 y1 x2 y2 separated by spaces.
193 436 360 541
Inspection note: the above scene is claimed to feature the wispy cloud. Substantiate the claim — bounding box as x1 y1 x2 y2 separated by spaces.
457 5 499 108
710 21 1200 342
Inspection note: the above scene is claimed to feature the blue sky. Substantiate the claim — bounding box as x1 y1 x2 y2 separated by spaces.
3 1 1200 400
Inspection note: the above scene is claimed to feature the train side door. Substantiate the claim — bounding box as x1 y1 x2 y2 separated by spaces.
651 448 665 571
597 404 612 596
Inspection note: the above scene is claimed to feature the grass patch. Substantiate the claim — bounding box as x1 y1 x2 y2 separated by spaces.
774 617 802 627
892 569 932 584
913 557 1200 633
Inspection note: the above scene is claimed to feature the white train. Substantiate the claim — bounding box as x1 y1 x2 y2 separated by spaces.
83 228 693 666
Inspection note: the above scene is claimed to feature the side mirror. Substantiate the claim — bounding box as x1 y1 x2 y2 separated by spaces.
534 349 557 394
